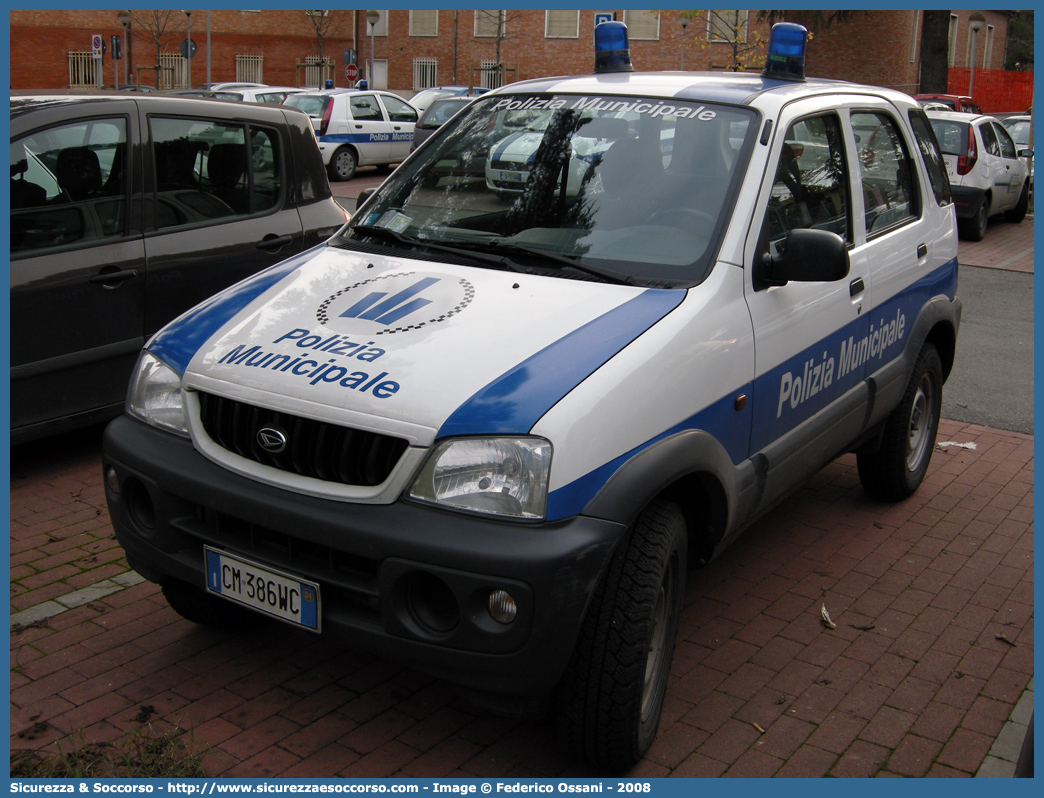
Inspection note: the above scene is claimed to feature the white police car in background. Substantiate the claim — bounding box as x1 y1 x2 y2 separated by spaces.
283 89 418 181
102 22 960 772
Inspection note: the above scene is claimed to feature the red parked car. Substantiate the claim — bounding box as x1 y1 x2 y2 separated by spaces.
914 94 982 114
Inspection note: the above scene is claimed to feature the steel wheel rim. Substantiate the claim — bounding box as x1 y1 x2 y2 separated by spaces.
906 372 935 471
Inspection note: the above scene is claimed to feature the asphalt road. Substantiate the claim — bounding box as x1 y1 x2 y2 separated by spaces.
941 263 1034 434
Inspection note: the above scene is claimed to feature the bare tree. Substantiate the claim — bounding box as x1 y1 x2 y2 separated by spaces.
683 11 766 71
132 10 182 87
474 9 531 86
304 10 352 64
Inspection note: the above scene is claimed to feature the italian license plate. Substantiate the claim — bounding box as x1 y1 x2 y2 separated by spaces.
204 547 320 631
499 170 525 182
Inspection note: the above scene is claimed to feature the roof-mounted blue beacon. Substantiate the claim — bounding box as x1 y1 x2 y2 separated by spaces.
762 22 808 81
594 20 633 73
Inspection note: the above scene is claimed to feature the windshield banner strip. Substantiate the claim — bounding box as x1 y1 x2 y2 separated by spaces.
147 245 326 376
438 288 684 439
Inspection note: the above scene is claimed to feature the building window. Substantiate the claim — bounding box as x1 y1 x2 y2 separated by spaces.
479 60 504 89
948 14 958 67
410 10 438 37
367 10 388 37
623 10 659 41
475 10 504 38
67 51 98 89
545 10 579 39
236 54 264 84
159 52 186 89
708 10 748 43
413 58 438 90
983 25 995 68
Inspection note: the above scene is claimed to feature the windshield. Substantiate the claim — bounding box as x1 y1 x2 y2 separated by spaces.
338 93 757 286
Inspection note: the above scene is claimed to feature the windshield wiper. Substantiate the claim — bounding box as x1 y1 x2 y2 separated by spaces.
348 225 530 274
481 239 636 286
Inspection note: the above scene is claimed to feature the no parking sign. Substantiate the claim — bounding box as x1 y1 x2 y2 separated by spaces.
91 33 103 59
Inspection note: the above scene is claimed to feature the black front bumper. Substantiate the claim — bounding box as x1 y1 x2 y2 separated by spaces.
102 415 626 699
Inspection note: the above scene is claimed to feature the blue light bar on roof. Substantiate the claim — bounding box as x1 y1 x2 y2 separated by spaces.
762 22 808 82
594 20 634 73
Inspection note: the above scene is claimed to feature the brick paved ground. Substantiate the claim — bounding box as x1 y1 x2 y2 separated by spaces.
958 214 1034 273
10 417 1034 778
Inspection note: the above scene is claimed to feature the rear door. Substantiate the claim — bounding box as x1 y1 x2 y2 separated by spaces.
141 109 305 335
345 93 392 164
10 101 146 436
989 120 1027 207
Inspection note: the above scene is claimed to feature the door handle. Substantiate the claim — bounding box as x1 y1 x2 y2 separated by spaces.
89 268 138 287
849 277 865 297
257 234 294 252
917 243 928 258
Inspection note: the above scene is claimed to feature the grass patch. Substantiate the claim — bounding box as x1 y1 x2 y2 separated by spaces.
11 722 206 778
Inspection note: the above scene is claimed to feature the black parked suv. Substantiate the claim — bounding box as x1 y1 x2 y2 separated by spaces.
10 94 349 443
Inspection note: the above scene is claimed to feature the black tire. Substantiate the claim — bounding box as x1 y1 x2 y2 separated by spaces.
959 196 989 241
1005 183 1030 223
555 499 687 773
857 344 943 500
328 147 357 181
161 578 262 630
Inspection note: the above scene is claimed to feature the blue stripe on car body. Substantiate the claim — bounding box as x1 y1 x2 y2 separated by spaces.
148 245 328 375
438 288 685 439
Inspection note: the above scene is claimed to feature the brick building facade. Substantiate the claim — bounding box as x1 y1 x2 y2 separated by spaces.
9 9 1010 100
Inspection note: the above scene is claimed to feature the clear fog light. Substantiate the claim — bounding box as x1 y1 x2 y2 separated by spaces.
106 467 120 494
488 589 517 624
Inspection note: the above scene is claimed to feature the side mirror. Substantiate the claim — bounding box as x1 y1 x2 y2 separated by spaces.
757 228 850 289
1019 148 1034 158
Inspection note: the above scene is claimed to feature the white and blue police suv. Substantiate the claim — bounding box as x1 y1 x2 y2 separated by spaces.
103 23 960 771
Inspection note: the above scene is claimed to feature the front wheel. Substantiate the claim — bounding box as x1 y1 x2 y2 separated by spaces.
555 499 687 773
857 343 943 500
328 147 358 181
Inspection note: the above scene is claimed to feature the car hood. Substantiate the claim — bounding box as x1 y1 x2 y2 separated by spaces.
148 243 683 444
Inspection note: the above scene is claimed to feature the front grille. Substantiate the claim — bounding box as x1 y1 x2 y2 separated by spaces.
490 160 526 171
197 392 408 487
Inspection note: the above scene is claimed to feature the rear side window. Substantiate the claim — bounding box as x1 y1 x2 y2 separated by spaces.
851 111 918 235
150 117 282 230
350 95 383 121
979 121 1001 157
11 116 129 253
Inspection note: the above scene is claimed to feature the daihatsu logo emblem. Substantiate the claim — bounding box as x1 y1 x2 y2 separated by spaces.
257 426 288 454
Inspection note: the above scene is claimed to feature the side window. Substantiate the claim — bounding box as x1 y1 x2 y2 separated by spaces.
11 117 128 254
852 112 918 236
380 95 419 124
763 114 850 250
150 117 280 230
979 121 1000 157
992 123 1017 159
908 110 951 206
350 95 383 121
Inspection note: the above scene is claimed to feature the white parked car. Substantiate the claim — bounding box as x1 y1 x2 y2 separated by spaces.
283 89 419 180
208 86 308 105
927 110 1031 240
1001 114 1034 194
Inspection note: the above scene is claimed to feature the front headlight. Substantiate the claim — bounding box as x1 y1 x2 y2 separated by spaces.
126 351 188 437
408 437 552 520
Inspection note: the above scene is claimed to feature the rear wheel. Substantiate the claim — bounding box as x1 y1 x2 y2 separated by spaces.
959 196 989 240
328 147 357 181
555 499 687 773
857 344 943 500
1005 183 1030 223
